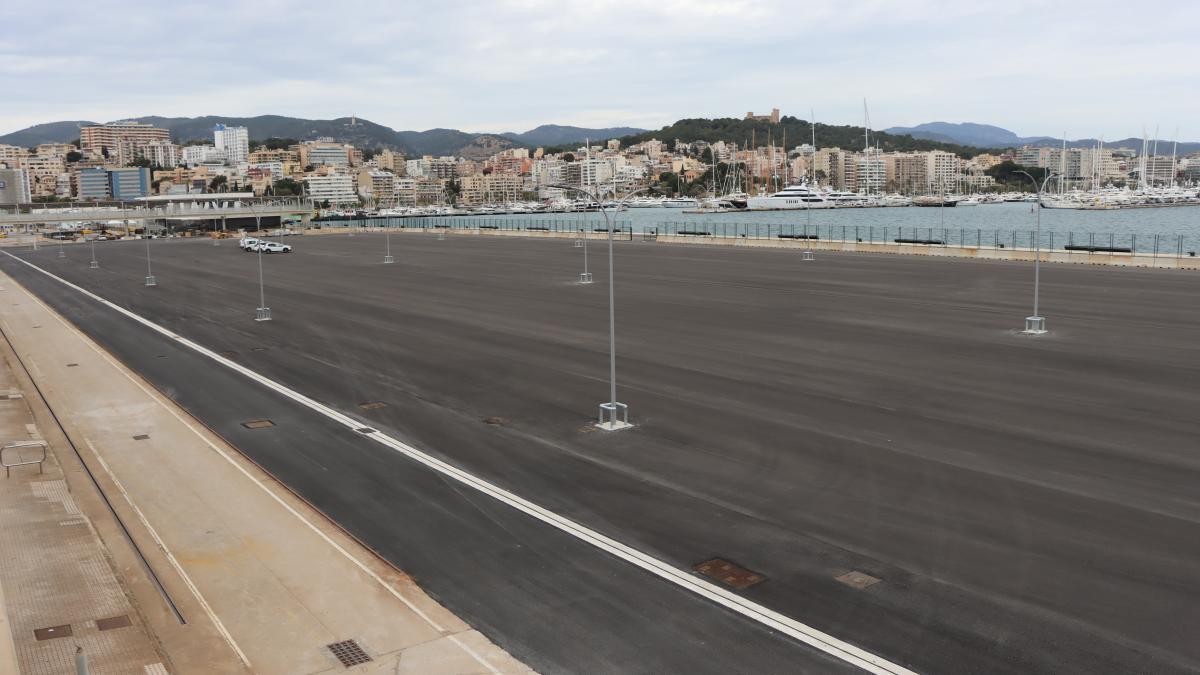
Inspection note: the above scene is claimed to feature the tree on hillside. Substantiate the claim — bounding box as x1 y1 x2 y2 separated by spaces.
208 175 228 192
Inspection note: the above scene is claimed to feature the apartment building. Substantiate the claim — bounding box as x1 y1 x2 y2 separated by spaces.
0 144 28 168
926 151 960 192
142 139 181 168
884 153 929 193
213 124 250 165
183 144 227 166
357 169 396 202
22 155 66 197
302 174 357 204
80 121 169 165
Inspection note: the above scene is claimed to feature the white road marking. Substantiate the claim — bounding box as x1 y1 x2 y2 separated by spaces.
4 269 501 675
3 250 918 675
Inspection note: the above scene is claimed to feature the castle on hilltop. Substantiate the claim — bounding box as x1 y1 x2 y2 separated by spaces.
745 108 780 123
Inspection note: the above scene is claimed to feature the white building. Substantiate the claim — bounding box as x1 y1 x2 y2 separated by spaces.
856 150 885 193
248 161 284 180
303 174 358 205
213 124 250 165
142 139 181 168
183 145 227 167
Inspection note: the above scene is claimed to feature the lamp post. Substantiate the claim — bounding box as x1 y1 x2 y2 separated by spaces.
551 183 651 430
89 236 98 269
1014 170 1059 335
248 205 271 321
384 222 394 264
144 223 156 286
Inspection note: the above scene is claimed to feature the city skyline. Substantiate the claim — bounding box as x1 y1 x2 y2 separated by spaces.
1 0 1197 139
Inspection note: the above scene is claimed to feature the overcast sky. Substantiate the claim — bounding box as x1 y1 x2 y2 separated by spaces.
1 0 1196 140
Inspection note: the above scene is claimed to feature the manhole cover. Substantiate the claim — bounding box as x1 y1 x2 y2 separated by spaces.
33 624 72 641
693 558 766 590
132 434 150 441
241 419 275 429
835 571 881 590
483 416 505 426
358 401 387 411
327 639 372 667
96 614 132 631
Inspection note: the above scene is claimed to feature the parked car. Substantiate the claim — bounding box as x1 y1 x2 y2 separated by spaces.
239 237 260 250
254 241 293 254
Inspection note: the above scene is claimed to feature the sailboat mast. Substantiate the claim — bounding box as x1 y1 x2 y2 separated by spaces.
1170 127 1178 188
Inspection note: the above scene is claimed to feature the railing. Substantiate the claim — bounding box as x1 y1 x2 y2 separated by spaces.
2 440 47 477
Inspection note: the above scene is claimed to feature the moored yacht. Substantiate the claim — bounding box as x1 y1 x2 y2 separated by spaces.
746 181 833 210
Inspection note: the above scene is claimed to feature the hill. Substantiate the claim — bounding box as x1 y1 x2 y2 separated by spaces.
615 116 994 157
0 120 96 146
501 124 645 147
884 122 1200 154
0 116 648 157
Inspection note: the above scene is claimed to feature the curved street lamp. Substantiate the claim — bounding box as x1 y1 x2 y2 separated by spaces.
1014 170 1059 334
549 183 653 430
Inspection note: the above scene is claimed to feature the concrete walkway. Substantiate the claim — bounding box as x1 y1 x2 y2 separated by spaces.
0 343 168 674
0 269 533 674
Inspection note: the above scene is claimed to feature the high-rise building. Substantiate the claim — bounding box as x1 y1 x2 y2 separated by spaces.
183 145 227 167
80 121 170 165
213 124 249 165
77 167 111 200
0 168 32 203
142 140 181 168
0 144 28 168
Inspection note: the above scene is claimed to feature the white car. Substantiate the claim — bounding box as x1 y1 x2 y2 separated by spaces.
254 241 292 253
239 237 261 250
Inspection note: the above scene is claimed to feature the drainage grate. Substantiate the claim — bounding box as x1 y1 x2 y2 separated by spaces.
66 363 79 367
241 419 275 429
835 571 881 590
96 614 132 631
355 427 376 434
33 624 72 641
327 639 372 667
693 558 766 590
358 401 387 411
483 416 505 426
132 434 150 441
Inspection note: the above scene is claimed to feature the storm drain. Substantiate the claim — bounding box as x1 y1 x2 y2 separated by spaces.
132 434 150 441
66 363 79 367
327 639 372 667
96 614 132 631
358 401 387 411
693 558 766 590
33 625 72 641
835 571 881 590
241 419 275 429
355 427 376 434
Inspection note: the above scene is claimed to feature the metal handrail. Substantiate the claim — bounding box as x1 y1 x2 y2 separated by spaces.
2 440 47 477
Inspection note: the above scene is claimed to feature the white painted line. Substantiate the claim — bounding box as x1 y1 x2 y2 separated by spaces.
3 251 917 674
84 438 251 668
5 271 501 675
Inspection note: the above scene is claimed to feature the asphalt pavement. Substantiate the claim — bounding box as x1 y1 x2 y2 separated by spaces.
3 231 1198 674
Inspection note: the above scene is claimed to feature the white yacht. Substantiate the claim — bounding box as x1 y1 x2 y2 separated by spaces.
662 196 698 208
746 182 833 210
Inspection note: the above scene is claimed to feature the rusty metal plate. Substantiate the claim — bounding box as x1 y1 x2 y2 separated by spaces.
96 614 132 631
327 639 372 667
132 434 150 441
835 571 881 590
34 624 72 641
241 419 275 429
358 401 387 411
693 558 765 590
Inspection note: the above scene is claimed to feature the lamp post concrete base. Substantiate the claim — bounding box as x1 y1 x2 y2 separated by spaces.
1023 316 1046 334
574 239 583 248
801 250 815 261
89 260 98 269
144 275 156 287
383 255 394 264
255 307 272 322
437 231 446 240
579 272 593 284
58 250 66 258
596 402 632 431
